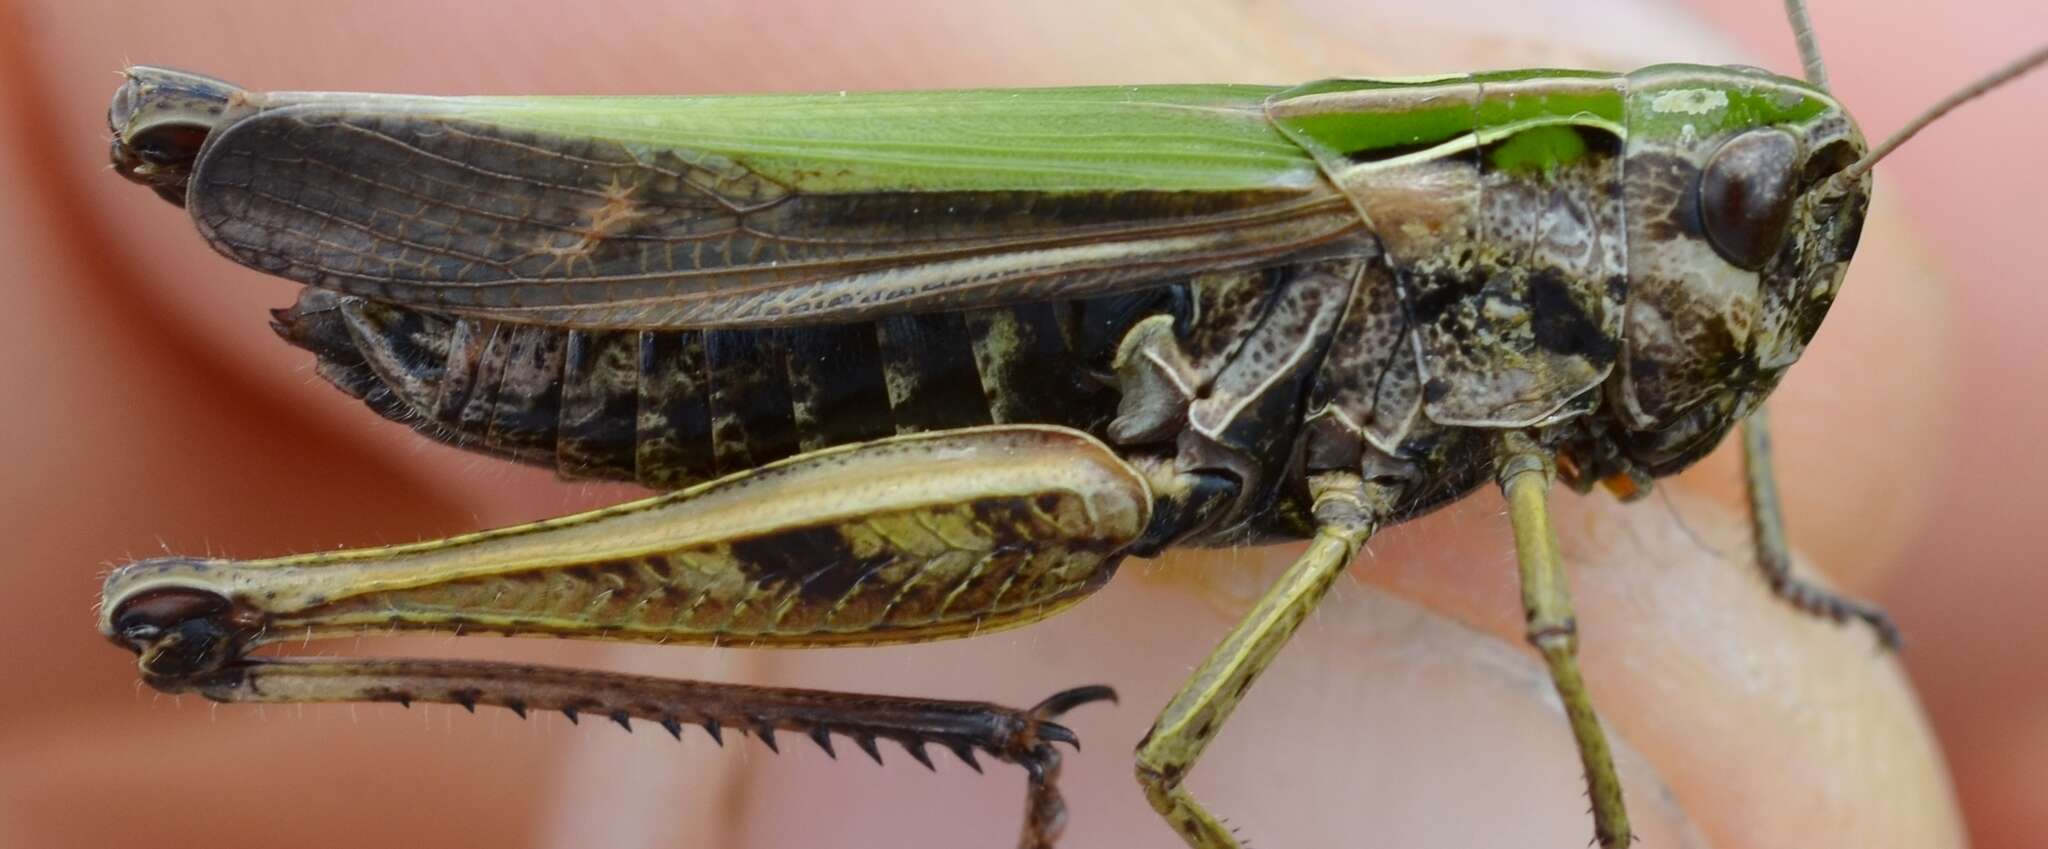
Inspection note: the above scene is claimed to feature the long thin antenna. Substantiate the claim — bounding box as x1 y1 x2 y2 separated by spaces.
1782 0 1831 89
1838 44 2048 184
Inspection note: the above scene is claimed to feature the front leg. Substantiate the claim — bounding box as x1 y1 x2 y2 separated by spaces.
1741 409 1902 648
1497 432 1629 848
100 425 1147 849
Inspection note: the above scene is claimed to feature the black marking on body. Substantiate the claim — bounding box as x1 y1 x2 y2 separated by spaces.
1342 140 1454 165
558 330 640 478
1071 287 1190 364
738 332 801 468
780 324 894 451
485 324 566 454
434 319 489 428
1383 427 1495 520
967 303 1120 428
1573 124 1624 159
968 496 1061 550
1406 270 1479 326
455 323 511 435
726 525 891 604
877 312 995 432
1527 269 1618 360
636 331 717 487
705 328 798 475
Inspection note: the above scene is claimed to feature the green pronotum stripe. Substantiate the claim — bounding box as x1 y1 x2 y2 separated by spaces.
1271 64 1832 169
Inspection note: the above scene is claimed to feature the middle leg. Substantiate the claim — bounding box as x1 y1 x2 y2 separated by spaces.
1133 470 1394 848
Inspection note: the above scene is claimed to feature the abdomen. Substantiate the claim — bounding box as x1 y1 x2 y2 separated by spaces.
274 288 1160 489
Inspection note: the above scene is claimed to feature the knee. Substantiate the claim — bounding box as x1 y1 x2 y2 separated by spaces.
1525 615 1579 651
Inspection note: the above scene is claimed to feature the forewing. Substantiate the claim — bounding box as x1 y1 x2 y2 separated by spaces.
185 86 1365 329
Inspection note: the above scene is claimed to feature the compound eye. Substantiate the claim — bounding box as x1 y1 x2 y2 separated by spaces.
1698 128 1803 270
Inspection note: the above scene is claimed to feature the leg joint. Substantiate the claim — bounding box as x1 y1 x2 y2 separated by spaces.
1526 617 1579 649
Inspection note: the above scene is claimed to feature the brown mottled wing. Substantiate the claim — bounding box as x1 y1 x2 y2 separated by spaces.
184 96 1367 330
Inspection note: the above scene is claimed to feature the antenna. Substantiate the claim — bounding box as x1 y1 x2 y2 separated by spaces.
1836 44 2048 186
1782 0 1831 89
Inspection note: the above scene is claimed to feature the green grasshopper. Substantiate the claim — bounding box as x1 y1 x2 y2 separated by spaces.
97 0 2045 845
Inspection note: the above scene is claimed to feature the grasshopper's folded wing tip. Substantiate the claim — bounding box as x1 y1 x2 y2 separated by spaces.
109 66 251 207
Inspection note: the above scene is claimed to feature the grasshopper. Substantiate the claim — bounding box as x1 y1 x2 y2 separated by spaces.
97 0 2045 845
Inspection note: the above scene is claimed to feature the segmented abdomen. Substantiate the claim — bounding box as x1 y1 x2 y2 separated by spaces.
276 288 1155 489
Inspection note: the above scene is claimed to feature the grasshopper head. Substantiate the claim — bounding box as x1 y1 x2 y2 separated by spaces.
108 66 244 207
1611 65 1871 476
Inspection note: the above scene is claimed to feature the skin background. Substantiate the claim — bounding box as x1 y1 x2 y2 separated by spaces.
0 0 2040 847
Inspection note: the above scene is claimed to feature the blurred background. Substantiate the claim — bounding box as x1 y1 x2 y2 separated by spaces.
2 1 2041 847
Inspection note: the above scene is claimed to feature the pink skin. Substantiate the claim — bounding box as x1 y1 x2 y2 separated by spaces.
1 0 2040 847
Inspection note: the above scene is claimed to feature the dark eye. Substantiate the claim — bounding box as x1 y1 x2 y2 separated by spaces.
1697 128 1802 270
